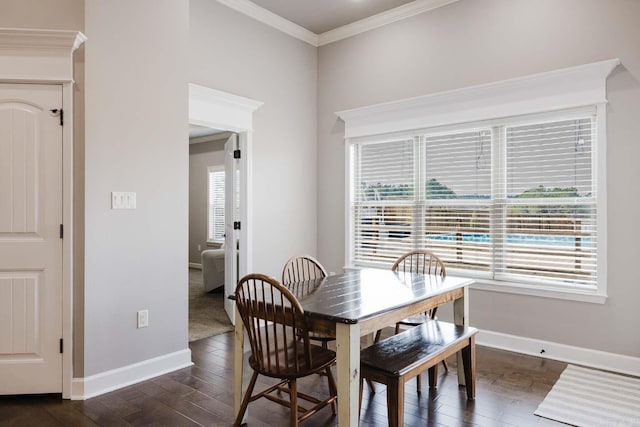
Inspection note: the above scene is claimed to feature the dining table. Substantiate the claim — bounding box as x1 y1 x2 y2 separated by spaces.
232 268 474 427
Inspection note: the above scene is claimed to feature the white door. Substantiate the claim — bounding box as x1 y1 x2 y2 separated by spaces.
224 134 240 324
0 84 63 394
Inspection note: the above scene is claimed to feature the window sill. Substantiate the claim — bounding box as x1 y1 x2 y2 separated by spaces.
471 280 607 304
344 265 607 304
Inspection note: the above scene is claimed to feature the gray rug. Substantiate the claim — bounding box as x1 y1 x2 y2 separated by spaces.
535 364 640 426
189 268 233 342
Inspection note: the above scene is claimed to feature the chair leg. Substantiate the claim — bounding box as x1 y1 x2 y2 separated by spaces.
289 379 298 427
416 373 421 393
395 323 401 334
461 336 476 400
234 371 258 427
366 378 376 394
428 365 438 389
359 376 364 418
386 378 404 427
442 357 449 372
374 329 382 343
325 366 337 414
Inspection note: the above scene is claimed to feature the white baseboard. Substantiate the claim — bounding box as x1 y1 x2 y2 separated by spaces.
477 329 640 377
189 262 202 270
71 348 193 400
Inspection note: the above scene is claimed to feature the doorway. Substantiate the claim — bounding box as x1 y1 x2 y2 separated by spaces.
188 83 262 325
188 130 236 340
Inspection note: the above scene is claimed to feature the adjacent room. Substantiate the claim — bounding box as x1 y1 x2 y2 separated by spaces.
0 0 638 426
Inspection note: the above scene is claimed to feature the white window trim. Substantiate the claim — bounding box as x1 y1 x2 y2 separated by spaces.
337 59 620 303
207 165 225 244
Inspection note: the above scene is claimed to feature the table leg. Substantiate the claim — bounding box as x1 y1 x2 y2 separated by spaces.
336 322 360 427
453 286 469 386
234 304 247 424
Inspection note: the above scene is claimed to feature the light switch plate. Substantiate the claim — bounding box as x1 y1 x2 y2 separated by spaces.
111 192 136 209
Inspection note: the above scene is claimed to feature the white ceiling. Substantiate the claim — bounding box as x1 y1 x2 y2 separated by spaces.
249 0 415 34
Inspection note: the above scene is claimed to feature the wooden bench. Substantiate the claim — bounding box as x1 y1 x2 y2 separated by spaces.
359 321 478 427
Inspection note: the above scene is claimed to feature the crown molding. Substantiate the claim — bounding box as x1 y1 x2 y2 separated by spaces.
216 0 319 46
336 59 621 138
0 28 86 52
318 0 459 46
0 28 86 82
189 83 263 133
216 0 459 47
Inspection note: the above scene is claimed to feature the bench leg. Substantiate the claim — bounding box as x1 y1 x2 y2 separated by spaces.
386 378 404 427
461 336 476 399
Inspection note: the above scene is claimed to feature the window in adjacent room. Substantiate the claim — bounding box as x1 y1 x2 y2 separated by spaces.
207 166 225 243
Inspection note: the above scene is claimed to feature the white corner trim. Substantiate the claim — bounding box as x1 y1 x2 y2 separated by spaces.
71 349 193 400
336 59 621 139
318 0 459 46
477 329 640 378
189 83 263 133
215 0 318 46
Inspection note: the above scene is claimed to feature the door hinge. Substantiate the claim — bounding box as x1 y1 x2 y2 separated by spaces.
233 149 241 159
50 108 64 126
233 221 241 230
60 224 64 239
59 338 63 353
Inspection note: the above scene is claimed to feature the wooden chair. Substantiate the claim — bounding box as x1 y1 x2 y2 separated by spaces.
282 255 333 348
234 274 337 427
373 249 448 392
283 255 377 394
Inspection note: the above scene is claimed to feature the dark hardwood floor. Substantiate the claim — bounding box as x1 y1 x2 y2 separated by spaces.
0 331 567 426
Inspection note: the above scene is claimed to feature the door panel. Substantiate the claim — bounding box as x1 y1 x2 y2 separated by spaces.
0 84 63 394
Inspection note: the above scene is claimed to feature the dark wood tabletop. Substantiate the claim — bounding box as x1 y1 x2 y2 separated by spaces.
283 268 473 324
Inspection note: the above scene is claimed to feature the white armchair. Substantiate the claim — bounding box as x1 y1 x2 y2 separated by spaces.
201 244 225 292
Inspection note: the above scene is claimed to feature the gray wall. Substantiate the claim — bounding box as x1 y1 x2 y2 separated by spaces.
317 0 640 357
189 136 227 265
190 0 319 278
83 0 189 375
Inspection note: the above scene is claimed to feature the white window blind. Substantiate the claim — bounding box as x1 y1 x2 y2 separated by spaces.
353 138 416 265
207 167 225 243
349 111 599 290
500 118 596 287
424 129 492 274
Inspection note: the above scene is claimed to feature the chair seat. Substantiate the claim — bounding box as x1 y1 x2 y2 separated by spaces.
250 341 336 378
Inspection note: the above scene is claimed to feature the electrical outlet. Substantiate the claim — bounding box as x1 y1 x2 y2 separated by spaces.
197 244 202 251
137 310 149 328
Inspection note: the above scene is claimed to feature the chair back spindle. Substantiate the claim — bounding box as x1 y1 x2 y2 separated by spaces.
282 255 327 285
392 250 446 278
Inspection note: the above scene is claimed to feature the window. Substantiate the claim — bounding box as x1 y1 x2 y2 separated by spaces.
340 59 618 301
350 109 599 292
207 166 225 243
